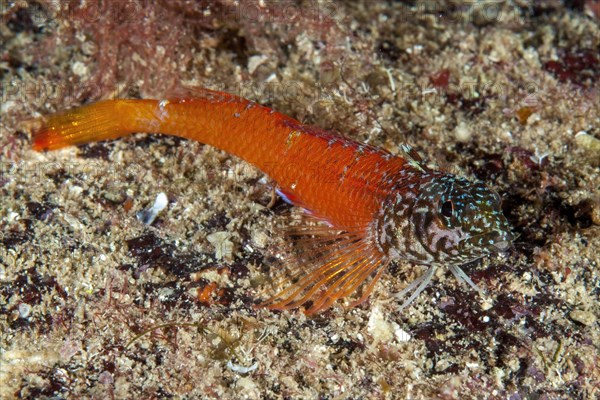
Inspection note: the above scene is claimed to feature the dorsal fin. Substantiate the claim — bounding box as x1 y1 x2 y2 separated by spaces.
399 144 428 173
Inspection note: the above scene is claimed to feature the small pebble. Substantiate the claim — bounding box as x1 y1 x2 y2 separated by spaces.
98 370 114 385
575 131 596 145
394 326 412 342
569 309 596 326
18 303 31 318
235 376 260 399
251 230 269 249
72 61 88 77
453 121 472 142
574 131 600 164
136 192 168 225
247 55 268 74
207 231 234 260
367 306 394 344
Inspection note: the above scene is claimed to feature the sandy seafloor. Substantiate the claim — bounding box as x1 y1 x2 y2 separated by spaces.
1 1 599 399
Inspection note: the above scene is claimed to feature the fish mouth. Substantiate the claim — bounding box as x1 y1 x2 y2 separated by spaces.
491 240 512 252
459 230 515 254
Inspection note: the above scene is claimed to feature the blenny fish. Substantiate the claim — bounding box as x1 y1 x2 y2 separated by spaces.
32 88 513 315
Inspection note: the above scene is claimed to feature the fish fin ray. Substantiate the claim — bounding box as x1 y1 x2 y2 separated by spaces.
258 219 387 315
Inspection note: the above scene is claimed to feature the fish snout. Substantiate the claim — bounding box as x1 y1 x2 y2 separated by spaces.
486 230 514 253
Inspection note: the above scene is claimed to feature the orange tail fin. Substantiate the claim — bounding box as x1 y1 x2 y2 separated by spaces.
32 100 156 151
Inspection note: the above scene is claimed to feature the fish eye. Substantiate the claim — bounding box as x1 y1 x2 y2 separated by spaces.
440 200 454 218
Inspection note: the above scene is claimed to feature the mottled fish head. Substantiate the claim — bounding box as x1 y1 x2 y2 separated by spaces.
410 174 514 264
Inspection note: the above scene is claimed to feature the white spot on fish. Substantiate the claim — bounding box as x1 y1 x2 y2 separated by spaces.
156 100 170 121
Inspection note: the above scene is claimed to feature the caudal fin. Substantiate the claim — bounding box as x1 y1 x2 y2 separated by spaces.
32 100 142 151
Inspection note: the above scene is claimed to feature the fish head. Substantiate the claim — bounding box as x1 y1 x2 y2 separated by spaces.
410 174 514 264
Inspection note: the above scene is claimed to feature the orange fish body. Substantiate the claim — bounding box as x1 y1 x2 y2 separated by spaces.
34 92 406 231
33 88 513 314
